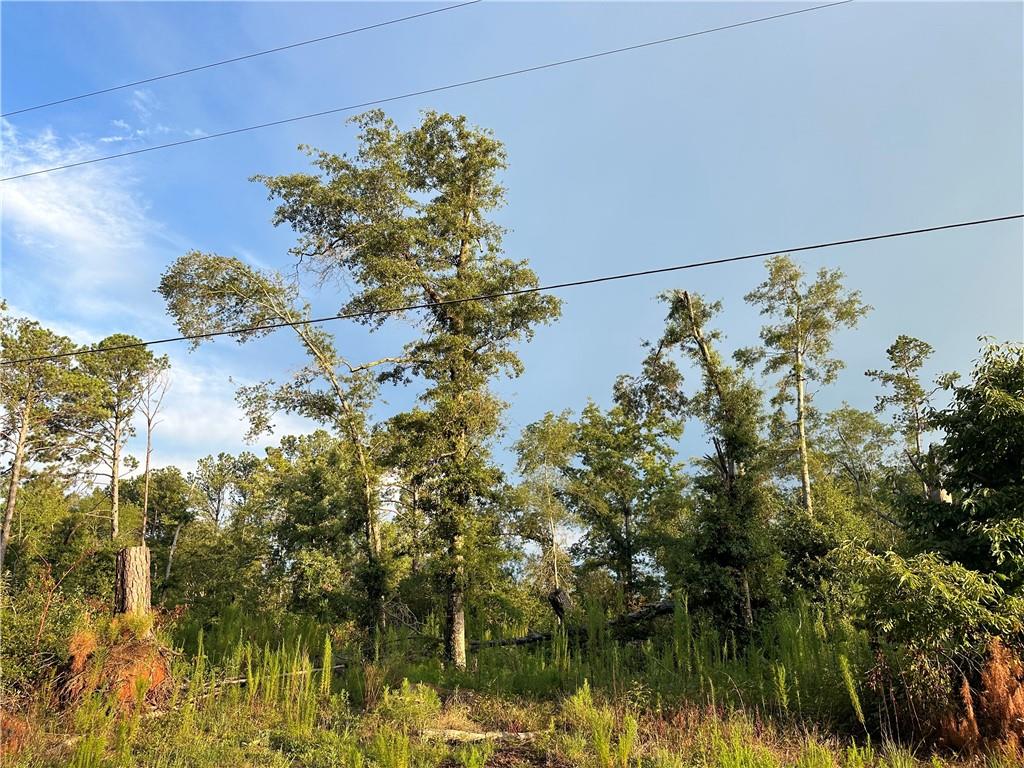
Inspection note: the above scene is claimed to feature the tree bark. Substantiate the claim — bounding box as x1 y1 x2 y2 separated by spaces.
115 545 151 615
445 532 467 670
1 395 32 571
550 514 559 591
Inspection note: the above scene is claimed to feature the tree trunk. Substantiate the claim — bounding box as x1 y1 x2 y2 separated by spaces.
111 419 121 540
1 396 32 571
115 545 151 615
141 416 153 542
162 522 183 593
742 570 754 628
623 506 635 608
365 486 385 653
445 532 467 670
794 347 814 516
550 514 559 591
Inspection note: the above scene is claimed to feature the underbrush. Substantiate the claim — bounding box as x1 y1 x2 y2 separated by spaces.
5 604 1020 767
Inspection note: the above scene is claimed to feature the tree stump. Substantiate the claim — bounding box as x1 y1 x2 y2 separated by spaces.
114 545 151 615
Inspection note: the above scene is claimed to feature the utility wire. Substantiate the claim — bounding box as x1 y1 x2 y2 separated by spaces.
0 1 851 183
3 212 1019 367
0 1 482 118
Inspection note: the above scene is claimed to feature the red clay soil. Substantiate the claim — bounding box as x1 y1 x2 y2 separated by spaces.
61 630 172 709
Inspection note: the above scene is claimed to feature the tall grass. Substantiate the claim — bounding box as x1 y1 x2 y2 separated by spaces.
11 598 958 767
393 596 873 731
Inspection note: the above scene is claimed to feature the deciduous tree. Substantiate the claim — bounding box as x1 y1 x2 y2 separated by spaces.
742 257 869 516
253 110 560 667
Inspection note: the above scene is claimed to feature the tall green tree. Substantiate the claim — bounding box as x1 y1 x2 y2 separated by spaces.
1 310 97 569
565 372 686 609
159 249 393 646
513 411 576 595
254 110 560 667
815 405 894 501
742 256 870 516
79 335 168 540
866 335 940 495
653 291 778 630
262 431 368 622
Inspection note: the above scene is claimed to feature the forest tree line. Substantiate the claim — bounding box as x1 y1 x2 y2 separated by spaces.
2 112 1021 746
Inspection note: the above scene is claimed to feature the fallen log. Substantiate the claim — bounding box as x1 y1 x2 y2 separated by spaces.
470 599 675 650
420 728 543 743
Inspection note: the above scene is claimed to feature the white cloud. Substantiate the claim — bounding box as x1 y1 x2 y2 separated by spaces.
127 355 319 473
0 120 168 320
0 109 314 471
130 89 159 122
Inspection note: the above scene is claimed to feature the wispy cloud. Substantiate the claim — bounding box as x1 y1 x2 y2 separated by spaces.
130 88 159 122
1 115 315 470
0 114 199 327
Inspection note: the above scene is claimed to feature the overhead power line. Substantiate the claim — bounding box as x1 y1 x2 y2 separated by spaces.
0 0 483 118
0 1 852 183
3 212 1019 367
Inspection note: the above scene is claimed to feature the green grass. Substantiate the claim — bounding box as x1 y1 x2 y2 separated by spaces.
2 602 992 767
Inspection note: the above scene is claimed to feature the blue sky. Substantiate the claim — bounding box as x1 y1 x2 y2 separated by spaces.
2 1 1022 475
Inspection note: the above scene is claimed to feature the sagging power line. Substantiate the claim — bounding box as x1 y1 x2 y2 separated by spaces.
3 212 1019 367
0 1 482 118
0 1 852 183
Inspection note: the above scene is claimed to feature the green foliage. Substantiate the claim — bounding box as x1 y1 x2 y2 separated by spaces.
513 410 577 594
743 256 871 393
0 307 100 568
0 572 90 694
455 741 494 768
376 679 442 730
742 256 870 517
7 110 1022 766
704 719 782 768
866 335 936 463
78 333 169 541
565 389 686 607
652 290 782 632
251 110 562 665
835 544 1023 724
929 341 1024 583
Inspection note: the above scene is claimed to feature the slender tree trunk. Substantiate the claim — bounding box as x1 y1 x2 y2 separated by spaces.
115 545 151 615
111 418 122 540
364 484 385 655
794 347 813 516
162 521 183 592
623 506 635 608
291 320 389 646
445 530 467 670
742 570 754 628
408 485 422 576
1 396 32 571
141 415 153 542
550 514 559 591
